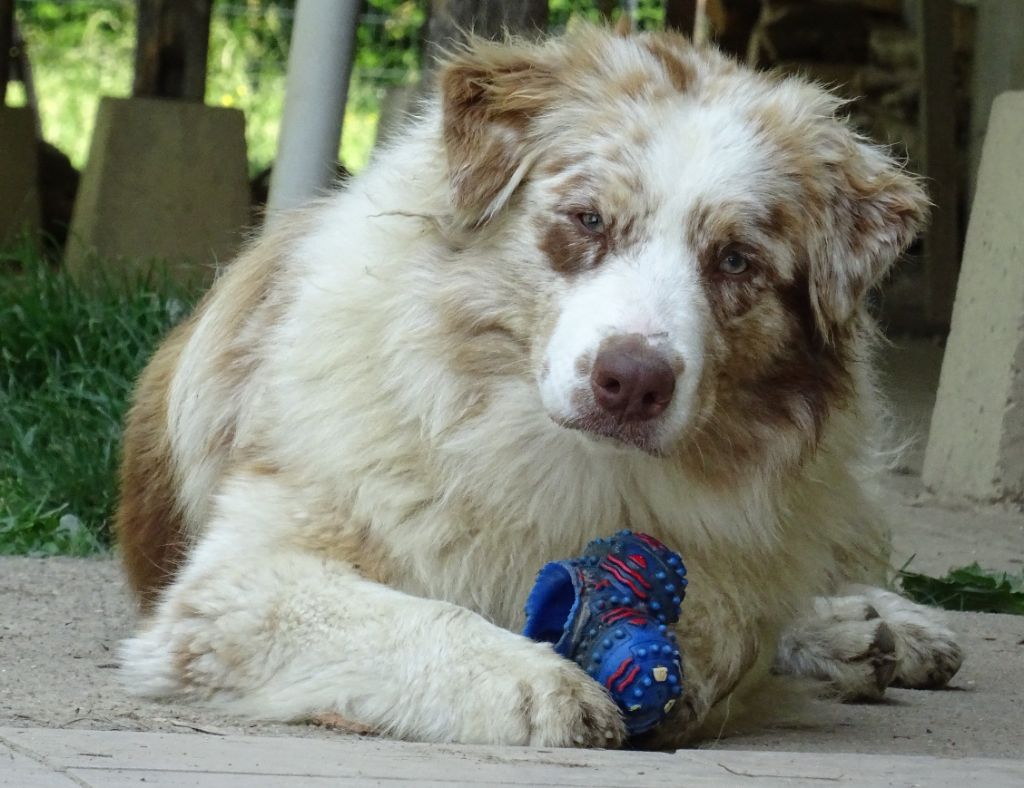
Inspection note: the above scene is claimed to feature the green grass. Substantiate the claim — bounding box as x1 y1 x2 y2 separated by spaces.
0 243 191 555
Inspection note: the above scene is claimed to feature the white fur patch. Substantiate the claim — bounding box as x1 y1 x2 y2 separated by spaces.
539 239 708 451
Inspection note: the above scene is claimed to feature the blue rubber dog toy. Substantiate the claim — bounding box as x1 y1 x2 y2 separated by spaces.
523 530 687 736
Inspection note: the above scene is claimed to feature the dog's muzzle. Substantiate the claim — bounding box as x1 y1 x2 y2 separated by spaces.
590 335 678 423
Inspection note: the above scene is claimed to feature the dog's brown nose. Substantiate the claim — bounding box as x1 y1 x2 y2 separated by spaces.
590 336 677 422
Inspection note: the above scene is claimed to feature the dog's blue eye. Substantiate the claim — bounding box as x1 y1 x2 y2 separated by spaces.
576 212 605 234
719 251 749 275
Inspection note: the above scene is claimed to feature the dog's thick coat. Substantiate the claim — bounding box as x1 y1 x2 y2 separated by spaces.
117 28 961 747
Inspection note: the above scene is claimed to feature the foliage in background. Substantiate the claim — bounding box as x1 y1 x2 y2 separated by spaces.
14 0 134 168
550 0 664 29
0 245 190 555
14 0 428 173
14 0 666 174
899 562 1024 616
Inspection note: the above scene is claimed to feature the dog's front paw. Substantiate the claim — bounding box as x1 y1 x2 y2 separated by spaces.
890 624 962 690
857 588 963 689
775 595 897 701
497 642 626 748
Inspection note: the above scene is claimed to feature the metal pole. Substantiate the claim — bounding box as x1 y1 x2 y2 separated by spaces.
267 0 360 219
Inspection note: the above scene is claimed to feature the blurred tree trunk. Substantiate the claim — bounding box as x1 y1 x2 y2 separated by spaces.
0 0 12 104
596 0 619 21
423 0 549 74
133 0 213 102
706 0 760 60
664 0 697 37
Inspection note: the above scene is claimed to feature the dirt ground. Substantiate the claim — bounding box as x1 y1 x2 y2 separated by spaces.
2 339 1022 758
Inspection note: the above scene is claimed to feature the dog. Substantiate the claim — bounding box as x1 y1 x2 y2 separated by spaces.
116 26 962 748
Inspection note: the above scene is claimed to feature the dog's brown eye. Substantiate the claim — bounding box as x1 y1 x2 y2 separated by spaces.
576 212 605 234
718 250 749 276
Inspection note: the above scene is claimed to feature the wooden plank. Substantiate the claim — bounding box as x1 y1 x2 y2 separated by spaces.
132 0 213 102
917 0 960 330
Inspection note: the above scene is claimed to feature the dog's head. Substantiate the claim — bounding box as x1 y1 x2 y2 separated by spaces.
437 28 927 473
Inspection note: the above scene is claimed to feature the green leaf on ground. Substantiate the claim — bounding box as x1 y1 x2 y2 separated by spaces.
898 562 1024 616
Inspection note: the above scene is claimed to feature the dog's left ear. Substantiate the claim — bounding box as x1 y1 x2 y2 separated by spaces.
439 39 560 228
809 132 929 335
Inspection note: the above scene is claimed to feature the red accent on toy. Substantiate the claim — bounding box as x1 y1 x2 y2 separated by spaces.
601 558 647 598
606 554 652 588
616 664 641 692
634 533 665 550
606 657 633 689
602 607 648 625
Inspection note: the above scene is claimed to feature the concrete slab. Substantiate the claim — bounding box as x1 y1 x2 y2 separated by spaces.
1 524 1022 759
1 727 1022 788
0 738 79 787
64 774 357 788
923 91 1024 503
0 106 41 247
66 97 250 289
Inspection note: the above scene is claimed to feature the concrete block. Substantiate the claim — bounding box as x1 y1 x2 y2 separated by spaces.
922 92 1024 502
0 106 41 247
67 97 250 288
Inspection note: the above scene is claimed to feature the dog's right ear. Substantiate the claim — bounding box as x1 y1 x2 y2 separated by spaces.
439 39 560 228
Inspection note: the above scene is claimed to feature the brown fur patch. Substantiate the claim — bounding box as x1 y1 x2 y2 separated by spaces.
115 318 194 611
642 33 697 93
536 167 649 276
447 322 531 382
615 69 654 100
674 183 862 484
681 270 854 482
291 519 398 587
743 85 928 332
538 217 605 275
440 46 561 226
116 225 293 609
309 712 377 735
